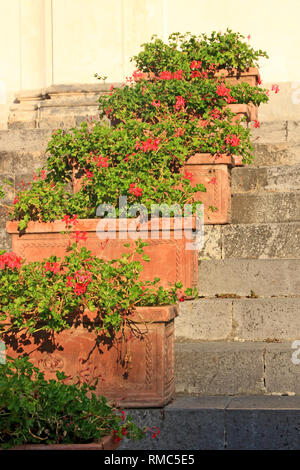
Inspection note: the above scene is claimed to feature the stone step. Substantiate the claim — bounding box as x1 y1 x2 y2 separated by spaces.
8 83 120 129
232 192 300 223
0 131 54 189
232 164 300 193
0 150 46 178
200 223 300 260
176 297 300 342
221 223 300 259
251 120 300 144
175 341 300 396
119 395 300 450
197 259 300 297
0 129 52 152
251 142 300 167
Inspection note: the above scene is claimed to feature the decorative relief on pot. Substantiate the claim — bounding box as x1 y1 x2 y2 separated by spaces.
38 354 64 372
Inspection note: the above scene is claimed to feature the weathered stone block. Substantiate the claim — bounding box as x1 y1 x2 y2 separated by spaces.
232 193 300 224
250 143 300 167
198 259 300 297
199 225 222 260
222 223 300 259
232 298 300 341
175 342 265 395
265 343 300 394
176 298 232 341
232 164 300 193
251 121 287 144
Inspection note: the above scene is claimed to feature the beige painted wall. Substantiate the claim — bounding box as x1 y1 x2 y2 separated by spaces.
0 0 300 127
52 0 164 83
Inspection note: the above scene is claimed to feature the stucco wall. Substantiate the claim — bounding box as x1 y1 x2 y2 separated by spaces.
0 0 300 127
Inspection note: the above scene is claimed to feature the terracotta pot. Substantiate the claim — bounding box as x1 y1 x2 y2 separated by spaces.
184 153 241 224
6 218 198 290
4 305 178 408
133 71 156 82
134 68 260 87
226 103 257 123
6 435 119 451
214 67 260 87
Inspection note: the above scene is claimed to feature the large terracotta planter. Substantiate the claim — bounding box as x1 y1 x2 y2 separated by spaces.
214 67 260 86
4 305 178 408
6 218 198 290
184 153 241 224
134 68 260 87
6 435 119 451
226 103 257 123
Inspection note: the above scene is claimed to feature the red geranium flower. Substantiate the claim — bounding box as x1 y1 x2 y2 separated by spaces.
151 100 161 108
174 95 185 111
129 183 143 197
225 134 240 147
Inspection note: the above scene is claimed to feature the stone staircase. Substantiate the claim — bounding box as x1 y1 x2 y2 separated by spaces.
0 129 51 250
121 120 300 450
2 100 300 449
174 121 300 399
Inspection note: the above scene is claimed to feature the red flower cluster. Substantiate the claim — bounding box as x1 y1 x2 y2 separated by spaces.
66 269 92 296
225 134 240 147
71 230 87 243
43 261 60 275
190 60 202 70
129 183 143 197
105 107 113 116
210 108 221 120
132 70 145 81
135 137 159 152
62 214 78 227
216 83 230 97
199 119 209 128
158 69 183 80
190 61 217 79
0 252 22 270
151 100 161 108
254 120 260 128
124 152 136 163
112 430 122 443
173 69 183 80
32 170 46 181
85 170 94 180
148 426 161 439
271 84 280 94
174 95 185 111
216 83 237 103
159 71 173 80
174 127 184 137
92 154 110 168
190 70 206 79
184 171 193 182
